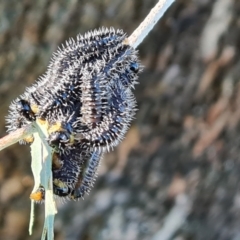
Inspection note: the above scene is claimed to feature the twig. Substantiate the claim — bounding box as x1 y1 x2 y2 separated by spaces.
127 0 175 48
0 124 35 151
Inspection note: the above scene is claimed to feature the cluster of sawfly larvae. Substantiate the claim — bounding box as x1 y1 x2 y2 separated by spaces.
6 27 142 201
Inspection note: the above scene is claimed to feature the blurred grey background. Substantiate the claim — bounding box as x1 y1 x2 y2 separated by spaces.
1 0 240 239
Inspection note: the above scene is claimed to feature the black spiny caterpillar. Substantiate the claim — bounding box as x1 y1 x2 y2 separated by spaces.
6 27 142 200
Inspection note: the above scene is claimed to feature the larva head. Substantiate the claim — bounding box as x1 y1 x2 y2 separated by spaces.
53 179 71 197
16 99 36 121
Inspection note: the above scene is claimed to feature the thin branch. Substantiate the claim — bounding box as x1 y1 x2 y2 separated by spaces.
127 0 175 49
0 124 35 151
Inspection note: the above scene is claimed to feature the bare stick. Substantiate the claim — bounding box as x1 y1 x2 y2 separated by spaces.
0 124 35 151
127 0 175 49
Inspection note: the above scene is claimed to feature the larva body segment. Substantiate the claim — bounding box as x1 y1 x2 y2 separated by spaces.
78 81 137 151
71 149 102 199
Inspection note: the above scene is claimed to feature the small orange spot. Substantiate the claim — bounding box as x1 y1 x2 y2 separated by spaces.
123 38 130 45
69 134 75 144
48 122 64 134
30 191 44 201
30 104 39 114
36 118 48 126
53 179 66 188
24 135 34 143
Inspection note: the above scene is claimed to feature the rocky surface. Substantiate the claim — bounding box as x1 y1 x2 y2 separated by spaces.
1 0 240 239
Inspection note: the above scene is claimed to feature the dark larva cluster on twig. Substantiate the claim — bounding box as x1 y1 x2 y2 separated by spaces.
6 27 142 200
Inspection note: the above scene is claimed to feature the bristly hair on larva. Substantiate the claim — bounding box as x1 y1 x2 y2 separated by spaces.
6 27 143 200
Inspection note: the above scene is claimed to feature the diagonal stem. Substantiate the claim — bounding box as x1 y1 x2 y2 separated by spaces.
127 0 175 49
0 124 35 151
